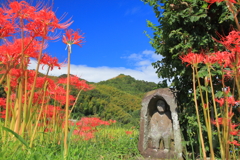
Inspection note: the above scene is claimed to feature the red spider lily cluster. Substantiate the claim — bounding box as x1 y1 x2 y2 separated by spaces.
180 30 240 147
0 1 93 148
180 1 240 155
204 0 236 4
68 117 116 140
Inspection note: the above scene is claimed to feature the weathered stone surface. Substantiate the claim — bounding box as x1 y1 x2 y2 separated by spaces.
138 88 182 159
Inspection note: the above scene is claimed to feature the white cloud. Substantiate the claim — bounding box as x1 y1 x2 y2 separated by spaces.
125 7 141 16
28 50 164 83
136 60 151 66
124 49 163 65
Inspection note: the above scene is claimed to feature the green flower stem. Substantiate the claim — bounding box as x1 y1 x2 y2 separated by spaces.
192 66 207 160
195 67 215 159
64 44 71 160
29 81 48 148
27 38 45 108
207 65 225 159
3 75 11 142
22 63 29 138
14 18 26 135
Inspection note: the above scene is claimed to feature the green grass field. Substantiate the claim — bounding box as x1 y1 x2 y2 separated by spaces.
0 123 141 160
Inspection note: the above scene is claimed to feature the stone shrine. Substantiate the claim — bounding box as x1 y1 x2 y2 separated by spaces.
138 88 182 159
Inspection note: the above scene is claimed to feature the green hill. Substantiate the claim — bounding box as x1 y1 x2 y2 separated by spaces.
71 74 159 126
98 74 158 97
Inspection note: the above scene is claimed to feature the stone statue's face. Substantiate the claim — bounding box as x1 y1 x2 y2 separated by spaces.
157 100 166 112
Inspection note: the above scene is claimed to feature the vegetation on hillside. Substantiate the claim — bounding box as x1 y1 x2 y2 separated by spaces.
71 74 159 127
98 74 158 97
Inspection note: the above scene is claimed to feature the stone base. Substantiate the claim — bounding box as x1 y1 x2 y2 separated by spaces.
141 148 182 160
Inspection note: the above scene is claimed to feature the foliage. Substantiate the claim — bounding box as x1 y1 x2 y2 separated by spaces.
72 84 142 126
143 0 238 157
98 74 158 97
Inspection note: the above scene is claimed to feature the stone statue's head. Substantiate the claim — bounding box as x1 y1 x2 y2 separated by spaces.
156 100 166 112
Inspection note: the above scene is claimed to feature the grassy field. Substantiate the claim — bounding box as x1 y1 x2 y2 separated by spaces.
0 122 141 160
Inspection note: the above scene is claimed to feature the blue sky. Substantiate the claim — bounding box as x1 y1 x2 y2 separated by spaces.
27 0 163 83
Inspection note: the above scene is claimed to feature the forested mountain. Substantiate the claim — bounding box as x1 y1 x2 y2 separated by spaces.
98 74 157 97
71 74 159 127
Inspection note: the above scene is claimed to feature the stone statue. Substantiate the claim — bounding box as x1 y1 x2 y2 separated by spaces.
138 88 182 159
148 100 173 152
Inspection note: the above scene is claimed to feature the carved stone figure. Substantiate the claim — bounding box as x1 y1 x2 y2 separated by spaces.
148 100 173 152
138 88 182 159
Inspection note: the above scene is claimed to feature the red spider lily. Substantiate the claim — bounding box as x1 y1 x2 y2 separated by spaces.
109 119 116 124
7 1 36 19
80 126 92 132
76 117 110 127
125 131 133 135
0 9 15 39
62 29 84 47
0 38 42 70
72 117 112 140
230 124 239 130
9 68 23 88
44 128 54 133
40 53 62 71
229 130 240 136
50 85 75 105
204 0 236 4
35 77 56 93
211 117 224 125
8 69 37 90
180 52 204 67
211 51 232 68
42 105 64 119
73 130 94 140
226 96 239 106
203 53 218 65
203 103 208 109
0 110 6 119
223 70 234 81
55 93 75 106
215 98 225 107
228 140 240 146
26 8 72 39
216 30 240 50
0 98 6 107
68 76 93 90
58 75 93 91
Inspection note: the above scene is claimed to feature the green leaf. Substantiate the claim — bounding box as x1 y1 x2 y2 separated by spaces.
2 126 30 148
202 3 208 9
215 91 223 98
190 16 199 22
198 69 208 78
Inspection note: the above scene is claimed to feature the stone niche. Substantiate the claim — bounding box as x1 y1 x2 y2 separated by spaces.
138 88 182 159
